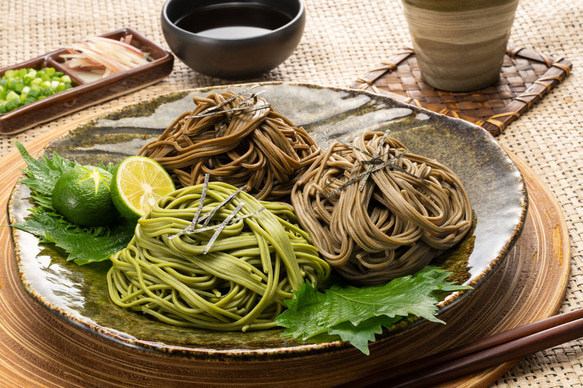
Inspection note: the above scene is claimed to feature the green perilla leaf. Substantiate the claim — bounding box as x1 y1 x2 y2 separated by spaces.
12 142 132 265
276 267 471 354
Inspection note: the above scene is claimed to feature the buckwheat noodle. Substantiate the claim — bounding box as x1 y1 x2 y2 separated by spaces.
291 131 473 286
107 182 330 331
138 90 321 200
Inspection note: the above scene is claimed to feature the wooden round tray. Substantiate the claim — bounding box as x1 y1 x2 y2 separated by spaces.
0 117 570 387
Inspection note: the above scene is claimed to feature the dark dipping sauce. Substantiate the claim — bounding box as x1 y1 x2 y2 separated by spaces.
175 4 293 39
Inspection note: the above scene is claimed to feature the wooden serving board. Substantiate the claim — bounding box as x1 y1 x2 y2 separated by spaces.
0 116 570 387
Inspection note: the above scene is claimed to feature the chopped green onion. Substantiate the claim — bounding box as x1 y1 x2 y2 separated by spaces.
0 67 74 114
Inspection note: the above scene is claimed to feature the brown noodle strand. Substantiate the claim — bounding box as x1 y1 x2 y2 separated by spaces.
291 131 473 286
139 91 320 200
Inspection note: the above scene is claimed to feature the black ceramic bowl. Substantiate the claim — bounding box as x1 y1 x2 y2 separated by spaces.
161 0 305 79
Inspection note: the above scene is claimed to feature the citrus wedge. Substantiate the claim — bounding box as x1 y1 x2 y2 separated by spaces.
111 156 175 220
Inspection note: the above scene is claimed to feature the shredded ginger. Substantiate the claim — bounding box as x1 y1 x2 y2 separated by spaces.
60 35 150 78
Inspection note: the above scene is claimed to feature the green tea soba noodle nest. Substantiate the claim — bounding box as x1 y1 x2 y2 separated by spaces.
107 181 330 331
291 131 473 286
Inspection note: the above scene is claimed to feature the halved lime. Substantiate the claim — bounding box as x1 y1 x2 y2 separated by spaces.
111 156 175 220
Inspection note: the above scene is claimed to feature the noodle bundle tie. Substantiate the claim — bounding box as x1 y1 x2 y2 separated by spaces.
291 131 473 286
107 180 330 331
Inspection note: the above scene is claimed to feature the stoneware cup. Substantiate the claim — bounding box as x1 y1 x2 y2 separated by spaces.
401 0 519 92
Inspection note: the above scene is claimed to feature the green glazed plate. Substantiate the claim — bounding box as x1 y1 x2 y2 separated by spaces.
9 82 527 359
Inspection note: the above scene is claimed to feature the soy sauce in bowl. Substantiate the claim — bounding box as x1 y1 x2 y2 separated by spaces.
161 0 305 79
176 4 293 39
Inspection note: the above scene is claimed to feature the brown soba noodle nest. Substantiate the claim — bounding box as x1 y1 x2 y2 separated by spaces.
138 90 321 200
291 131 473 286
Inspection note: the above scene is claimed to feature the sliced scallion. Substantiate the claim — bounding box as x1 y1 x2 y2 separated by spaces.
0 67 73 114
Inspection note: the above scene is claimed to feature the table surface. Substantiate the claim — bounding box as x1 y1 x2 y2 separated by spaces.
1 0 582 387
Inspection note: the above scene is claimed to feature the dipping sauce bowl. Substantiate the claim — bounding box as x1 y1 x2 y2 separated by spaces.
161 0 305 79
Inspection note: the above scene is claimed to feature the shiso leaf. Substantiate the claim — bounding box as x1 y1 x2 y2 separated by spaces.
12 142 133 265
17 210 134 265
16 141 78 198
328 316 400 355
276 266 471 354
16 141 117 197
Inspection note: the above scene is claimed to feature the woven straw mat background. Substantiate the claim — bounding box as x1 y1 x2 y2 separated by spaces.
1 0 583 387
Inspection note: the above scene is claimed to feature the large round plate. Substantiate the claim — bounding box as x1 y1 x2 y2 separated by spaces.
9 82 527 359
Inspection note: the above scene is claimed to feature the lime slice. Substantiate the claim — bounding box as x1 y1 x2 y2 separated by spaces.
111 156 175 220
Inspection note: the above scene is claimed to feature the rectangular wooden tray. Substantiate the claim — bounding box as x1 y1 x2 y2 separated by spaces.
0 27 174 135
350 46 572 136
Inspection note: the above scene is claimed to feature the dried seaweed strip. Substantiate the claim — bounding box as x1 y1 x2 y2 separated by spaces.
291 131 473 286
139 91 320 200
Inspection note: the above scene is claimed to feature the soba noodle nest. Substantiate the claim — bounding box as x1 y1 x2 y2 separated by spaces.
138 90 321 201
107 181 330 332
291 131 473 286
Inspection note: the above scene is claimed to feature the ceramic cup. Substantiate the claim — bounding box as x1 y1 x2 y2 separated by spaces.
401 0 519 92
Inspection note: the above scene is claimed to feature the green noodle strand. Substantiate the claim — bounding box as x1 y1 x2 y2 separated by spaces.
107 182 330 331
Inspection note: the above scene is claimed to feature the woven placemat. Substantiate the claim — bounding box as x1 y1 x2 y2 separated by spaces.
1 0 583 386
350 46 572 136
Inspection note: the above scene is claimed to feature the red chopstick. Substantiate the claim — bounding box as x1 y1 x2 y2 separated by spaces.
345 308 583 388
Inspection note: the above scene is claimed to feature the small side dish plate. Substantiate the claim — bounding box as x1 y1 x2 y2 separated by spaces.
0 27 174 135
9 82 527 359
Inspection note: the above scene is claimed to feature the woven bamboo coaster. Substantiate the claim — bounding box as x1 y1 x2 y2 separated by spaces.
350 46 572 136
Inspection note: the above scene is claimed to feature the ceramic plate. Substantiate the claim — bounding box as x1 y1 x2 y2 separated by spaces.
9 82 527 359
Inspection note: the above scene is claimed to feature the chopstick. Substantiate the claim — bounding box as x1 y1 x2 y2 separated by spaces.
345 308 583 388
